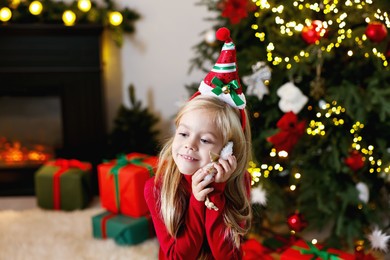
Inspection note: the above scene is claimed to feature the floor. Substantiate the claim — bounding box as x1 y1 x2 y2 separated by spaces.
1 196 389 259
0 196 101 211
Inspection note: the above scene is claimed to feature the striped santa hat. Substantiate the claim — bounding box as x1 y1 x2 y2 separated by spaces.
191 27 247 129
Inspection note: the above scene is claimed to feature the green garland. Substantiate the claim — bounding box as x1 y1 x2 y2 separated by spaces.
0 0 140 45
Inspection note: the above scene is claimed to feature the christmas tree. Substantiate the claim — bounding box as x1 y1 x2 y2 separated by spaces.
189 0 390 253
106 84 160 158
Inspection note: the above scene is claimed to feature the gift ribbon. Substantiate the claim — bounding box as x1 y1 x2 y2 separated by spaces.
109 154 155 212
101 212 116 239
211 77 244 107
292 241 342 260
49 159 91 210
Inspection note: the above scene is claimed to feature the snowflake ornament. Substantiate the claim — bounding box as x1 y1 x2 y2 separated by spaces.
242 61 271 100
367 227 390 252
277 82 308 114
251 184 267 206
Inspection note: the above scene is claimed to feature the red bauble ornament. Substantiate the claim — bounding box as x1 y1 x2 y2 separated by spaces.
365 21 388 43
287 212 307 232
302 24 321 44
344 150 365 172
301 20 327 45
312 20 328 38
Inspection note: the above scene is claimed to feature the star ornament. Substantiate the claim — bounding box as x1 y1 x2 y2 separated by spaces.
242 61 271 100
367 228 390 252
251 184 267 206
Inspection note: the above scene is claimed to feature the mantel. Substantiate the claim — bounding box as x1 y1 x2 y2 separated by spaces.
0 24 103 35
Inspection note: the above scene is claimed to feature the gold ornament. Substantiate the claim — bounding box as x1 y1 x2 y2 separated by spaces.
310 76 325 100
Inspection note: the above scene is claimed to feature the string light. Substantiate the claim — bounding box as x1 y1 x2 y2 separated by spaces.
29 1 43 16
9 0 20 9
251 0 388 68
0 7 12 22
307 100 346 136
0 0 136 47
248 1 390 185
62 10 76 26
248 160 284 185
109 11 123 26
78 0 91 12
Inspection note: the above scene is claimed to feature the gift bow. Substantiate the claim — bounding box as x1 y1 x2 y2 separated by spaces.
109 154 154 212
49 159 91 209
51 158 91 171
211 77 244 107
292 241 341 260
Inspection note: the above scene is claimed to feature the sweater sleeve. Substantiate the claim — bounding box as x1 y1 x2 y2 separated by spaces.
204 171 252 259
144 177 206 259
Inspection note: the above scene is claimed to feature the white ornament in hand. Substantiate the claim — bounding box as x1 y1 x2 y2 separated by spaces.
204 141 233 211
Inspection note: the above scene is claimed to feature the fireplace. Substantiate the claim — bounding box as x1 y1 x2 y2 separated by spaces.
0 24 107 195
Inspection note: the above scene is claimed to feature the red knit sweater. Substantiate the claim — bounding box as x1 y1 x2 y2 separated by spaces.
144 173 250 259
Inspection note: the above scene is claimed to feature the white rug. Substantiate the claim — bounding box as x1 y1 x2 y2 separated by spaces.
0 207 159 260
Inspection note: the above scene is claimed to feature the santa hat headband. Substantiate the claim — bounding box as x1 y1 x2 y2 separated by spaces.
190 27 247 130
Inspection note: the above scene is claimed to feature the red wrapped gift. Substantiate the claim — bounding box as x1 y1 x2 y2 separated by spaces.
98 153 158 217
281 240 355 260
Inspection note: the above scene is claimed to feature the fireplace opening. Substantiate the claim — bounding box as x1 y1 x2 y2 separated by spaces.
0 96 62 147
0 24 107 196
0 96 61 167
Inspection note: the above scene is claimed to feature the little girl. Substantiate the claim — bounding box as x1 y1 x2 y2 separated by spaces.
144 27 253 259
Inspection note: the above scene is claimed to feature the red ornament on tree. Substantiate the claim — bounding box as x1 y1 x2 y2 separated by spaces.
365 21 388 43
344 150 365 172
287 212 307 232
301 20 327 45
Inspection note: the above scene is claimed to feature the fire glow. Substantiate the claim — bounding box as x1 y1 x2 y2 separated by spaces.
0 137 53 166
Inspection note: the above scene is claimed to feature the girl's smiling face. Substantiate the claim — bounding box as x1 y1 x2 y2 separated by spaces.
172 108 224 175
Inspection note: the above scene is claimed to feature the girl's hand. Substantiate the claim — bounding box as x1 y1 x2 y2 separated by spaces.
213 155 237 183
191 167 215 202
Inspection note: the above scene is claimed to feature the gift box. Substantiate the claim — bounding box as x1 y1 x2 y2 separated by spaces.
98 153 158 217
92 211 155 246
281 240 355 260
35 159 92 211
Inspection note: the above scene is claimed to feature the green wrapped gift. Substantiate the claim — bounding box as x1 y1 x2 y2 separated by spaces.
92 211 155 246
35 159 92 211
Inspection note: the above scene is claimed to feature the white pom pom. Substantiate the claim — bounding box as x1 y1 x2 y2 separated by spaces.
220 141 233 160
356 182 369 203
251 185 267 206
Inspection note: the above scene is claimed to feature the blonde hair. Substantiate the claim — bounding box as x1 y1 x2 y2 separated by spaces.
155 95 252 253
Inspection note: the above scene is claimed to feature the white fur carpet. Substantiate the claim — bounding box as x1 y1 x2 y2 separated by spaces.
0 207 159 260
